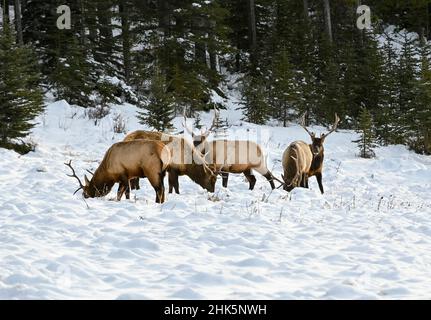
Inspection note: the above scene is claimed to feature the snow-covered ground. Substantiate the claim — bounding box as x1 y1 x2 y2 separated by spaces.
1 98 430 300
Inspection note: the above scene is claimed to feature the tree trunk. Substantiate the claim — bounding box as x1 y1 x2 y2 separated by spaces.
323 0 333 43
248 0 257 63
194 16 207 66
119 0 131 83
77 0 87 46
2 0 9 24
158 0 170 36
85 1 98 55
303 0 309 22
208 19 217 71
14 0 23 45
209 50 217 71
158 0 174 80
427 1 431 39
97 0 113 56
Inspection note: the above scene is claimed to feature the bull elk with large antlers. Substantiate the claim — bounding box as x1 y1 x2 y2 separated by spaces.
65 140 171 203
123 131 217 194
183 110 283 190
282 113 340 193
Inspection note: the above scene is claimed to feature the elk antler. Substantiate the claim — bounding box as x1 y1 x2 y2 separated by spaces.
284 154 302 189
202 161 216 176
201 106 220 138
321 113 340 138
182 108 195 136
300 112 315 139
64 160 84 195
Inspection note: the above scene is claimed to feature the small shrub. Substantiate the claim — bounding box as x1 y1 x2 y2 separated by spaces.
87 105 110 125
112 113 127 134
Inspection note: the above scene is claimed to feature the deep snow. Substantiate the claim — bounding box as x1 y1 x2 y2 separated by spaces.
0 98 430 300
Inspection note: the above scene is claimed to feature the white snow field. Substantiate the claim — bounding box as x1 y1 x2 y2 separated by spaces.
0 99 430 300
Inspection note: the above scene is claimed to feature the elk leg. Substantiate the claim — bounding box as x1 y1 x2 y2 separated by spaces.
155 171 166 203
222 172 229 188
160 170 166 203
244 170 257 190
117 175 131 201
316 172 324 194
125 179 131 200
149 170 166 204
300 173 308 188
117 183 127 201
263 172 276 190
168 170 180 194
130 178 140 190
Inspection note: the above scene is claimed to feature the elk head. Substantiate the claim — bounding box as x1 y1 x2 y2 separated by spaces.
300 112 340 156
202 164 218 192
183 107 220 150
65 161 112 198
192 152 218 192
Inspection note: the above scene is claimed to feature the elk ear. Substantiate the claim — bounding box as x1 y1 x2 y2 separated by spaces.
84 175 90 186
320 133 326 142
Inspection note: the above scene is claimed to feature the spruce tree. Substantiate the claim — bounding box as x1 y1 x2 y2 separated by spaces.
51 35 93 107
355 107 377 159
377 39 399 144
410 37 431 154
239 73 269 125
138 70 174 132
396 33 420 144
0 24 43 154
270 48 299 127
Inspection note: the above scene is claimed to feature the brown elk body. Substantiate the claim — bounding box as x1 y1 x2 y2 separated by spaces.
66 140 171 203
282 113 340 194
201 140 277 190
123 131 217 194
183 111 280 190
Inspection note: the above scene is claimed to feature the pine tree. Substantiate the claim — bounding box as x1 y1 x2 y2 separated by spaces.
355 107 377 158
240 73 269 125
410 36 431 154
396 33 420 144
270 48 299 127
377 39 399 144
138 69 174 132
0 24 43 154
51 35 93 107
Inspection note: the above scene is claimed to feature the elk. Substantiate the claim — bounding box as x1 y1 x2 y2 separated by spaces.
282 112 340 194
123 131 217 194
65 140 171 203
183 111 282 190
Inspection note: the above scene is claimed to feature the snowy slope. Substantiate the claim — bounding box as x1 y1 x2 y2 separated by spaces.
0 99 430 300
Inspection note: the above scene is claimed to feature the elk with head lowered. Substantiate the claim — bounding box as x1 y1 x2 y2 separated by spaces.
282 113 340 194
65 140 171 203
123 131 217 194
183 110 283 190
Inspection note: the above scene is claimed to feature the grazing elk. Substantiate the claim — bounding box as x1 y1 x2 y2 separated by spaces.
65 140 171 203
183 111 283 190
123 131 217 194
282 113 340 194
